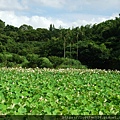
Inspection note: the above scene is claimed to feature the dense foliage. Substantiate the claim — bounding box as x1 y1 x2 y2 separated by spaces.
0 67 120 115
0 17 120 69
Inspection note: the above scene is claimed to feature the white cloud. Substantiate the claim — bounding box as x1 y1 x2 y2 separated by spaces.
0 0 28 11
29 0 67 8
28 0 120 12
0 11 119 29
0 11 68 29
29 16 67 28
85 0 120 8
0 0 120 13
0 0 119 29
69 13 120 28
68 0 120 11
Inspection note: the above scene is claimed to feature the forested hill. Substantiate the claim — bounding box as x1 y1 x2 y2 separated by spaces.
0 17 120 70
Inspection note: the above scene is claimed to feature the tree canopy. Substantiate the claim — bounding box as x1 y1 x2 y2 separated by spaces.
0 17 120 70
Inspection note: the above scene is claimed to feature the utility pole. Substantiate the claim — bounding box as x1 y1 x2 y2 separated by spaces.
76 27 79 60
63 36 66 58
69 41 71 68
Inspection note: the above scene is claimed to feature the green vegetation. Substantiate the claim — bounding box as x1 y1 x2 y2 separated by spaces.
0 17 120 117
0 17 120 70
0 67 120 115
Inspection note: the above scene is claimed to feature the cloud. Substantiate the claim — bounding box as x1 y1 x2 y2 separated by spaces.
27 0 120 13
29 16 67 28
68 13 120 27
30 0 67 8
0 0 120 13
0 0 28 11
85 0 120 8
0 0 119 29
0 11 67 29
0 11 119 29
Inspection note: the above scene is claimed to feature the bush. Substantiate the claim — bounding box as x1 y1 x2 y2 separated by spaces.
0 63 5 67
21 61 29 68
12 54 25 64
48 56 64 68
26 54 39 68
0 53 27 67
58 58 87 69
6 55 13 62
26 54 39 63
6 62 15 67
0 53 6 63
38 57 53 68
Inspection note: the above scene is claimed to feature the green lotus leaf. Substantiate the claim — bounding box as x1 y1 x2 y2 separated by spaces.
18 107 27 114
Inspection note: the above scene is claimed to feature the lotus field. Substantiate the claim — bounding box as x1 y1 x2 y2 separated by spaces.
0 67 120 115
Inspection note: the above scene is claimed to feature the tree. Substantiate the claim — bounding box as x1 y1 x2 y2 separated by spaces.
47 37 63 57
49 24 55 32
19 24 33 31
0 19 5 33
36 28 50 41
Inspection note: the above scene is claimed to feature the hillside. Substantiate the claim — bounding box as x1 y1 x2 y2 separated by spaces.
0 17 120 70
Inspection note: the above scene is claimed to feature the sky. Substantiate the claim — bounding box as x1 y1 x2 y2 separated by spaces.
0 0 119 29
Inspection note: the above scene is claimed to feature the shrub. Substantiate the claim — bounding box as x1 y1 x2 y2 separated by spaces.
38 57 53 68
6 62 15 67
48 56 64 68
26 54 39 63
6 55 13 62
12 54 25 64
58 58 87 69
21 61 29 68
26 54 39 68
0 53 6 63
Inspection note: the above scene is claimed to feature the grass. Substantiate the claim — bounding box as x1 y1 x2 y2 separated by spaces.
0 67 120 115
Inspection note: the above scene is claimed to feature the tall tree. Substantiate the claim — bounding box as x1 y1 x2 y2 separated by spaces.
0 19 5 33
